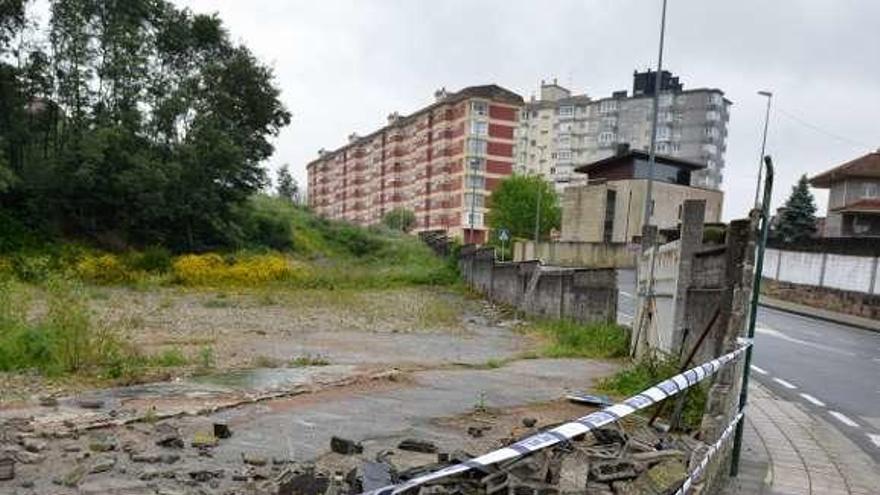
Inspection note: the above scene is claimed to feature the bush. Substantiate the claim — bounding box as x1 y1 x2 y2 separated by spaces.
128 246 173 273
75 254 135 284
172 252 306 286
382 208 416 232
235 196 294 250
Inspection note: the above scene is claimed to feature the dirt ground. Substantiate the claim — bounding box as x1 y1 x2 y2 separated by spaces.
0 285 624 495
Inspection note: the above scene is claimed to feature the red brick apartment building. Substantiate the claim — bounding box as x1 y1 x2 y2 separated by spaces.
306 85 523 244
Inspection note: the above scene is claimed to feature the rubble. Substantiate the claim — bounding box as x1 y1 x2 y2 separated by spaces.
330 436 363 455
397 438 438 454
154 423 184 449
0 453 14 480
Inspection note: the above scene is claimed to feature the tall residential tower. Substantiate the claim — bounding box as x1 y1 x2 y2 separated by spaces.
307 85 523 243
516 71 731 191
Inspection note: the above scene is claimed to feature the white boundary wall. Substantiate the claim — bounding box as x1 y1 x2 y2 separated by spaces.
762 248 880 295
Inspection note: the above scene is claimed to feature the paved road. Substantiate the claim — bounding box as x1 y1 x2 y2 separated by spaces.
616 269 880 463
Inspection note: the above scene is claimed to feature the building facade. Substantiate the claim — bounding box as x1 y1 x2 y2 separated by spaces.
810 151 880 237
560 149 723 244
307 85 523 244
516 71 731 191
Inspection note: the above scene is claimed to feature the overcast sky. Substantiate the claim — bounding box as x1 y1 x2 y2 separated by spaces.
174 0 878 220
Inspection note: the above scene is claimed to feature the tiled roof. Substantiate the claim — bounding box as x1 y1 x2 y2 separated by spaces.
810 152 880 188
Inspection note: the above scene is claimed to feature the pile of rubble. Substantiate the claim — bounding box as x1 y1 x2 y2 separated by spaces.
309 417 708 495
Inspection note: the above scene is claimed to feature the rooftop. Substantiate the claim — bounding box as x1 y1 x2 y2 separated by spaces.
574 149 706 175
810 151 880 188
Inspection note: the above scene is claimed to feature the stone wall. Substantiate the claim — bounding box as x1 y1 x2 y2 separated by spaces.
459 247 617 324
762 278 880 320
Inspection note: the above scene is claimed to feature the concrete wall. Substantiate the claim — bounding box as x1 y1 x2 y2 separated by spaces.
458 247 618 324
762 248 880 295
513 240 637 268
560 179 723 244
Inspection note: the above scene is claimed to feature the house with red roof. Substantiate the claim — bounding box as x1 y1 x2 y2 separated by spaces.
810 151 880 237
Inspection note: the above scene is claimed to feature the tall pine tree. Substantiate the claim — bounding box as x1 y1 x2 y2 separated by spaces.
775 174 818 242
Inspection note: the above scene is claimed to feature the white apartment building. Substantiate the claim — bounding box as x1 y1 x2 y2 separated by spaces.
516 71 731 191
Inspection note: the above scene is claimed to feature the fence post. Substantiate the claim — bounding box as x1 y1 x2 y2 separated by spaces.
818 251 828 287
774 249 782 280
672 200 706 354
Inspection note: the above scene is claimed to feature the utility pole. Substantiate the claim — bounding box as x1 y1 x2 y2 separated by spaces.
753 91 773 208
642 0 668 228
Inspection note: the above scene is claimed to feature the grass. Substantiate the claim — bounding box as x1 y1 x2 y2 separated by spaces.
525 319 630 359
0 277 194 383
597 354 708 431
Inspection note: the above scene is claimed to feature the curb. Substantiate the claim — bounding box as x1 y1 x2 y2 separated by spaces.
758 298 880 334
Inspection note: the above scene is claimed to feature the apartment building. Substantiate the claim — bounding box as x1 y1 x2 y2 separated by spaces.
306 85 523 244
516 70 731 191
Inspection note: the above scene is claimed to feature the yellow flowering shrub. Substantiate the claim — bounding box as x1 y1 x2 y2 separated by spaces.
75 254 135 284
172 253 304 286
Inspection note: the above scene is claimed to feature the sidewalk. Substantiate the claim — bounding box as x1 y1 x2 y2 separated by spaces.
722 383 880 495
759 296 880 333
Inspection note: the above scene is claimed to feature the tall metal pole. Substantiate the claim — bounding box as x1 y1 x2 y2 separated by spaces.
731 156 774 476
641 0 668 228
753 91 773 208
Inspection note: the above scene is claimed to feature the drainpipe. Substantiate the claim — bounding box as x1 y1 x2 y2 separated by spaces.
730 156 774 476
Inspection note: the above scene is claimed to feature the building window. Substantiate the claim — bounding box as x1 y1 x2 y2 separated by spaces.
520 110 529 121
657 126 671 141
603 189 617 242
659 93 673 106
559 136 571 147
559 106 574 117
468 157 485 171
706 110 720 121
463 211 484 228
558 150 572 161
464 192 484 208
467 138 487 155
864 182 879 198
471 120 488 136
705 126 718 138
471 101 488 116
466 174 485 189
656 142 669 154
710 93 723 106
599 100 617 114
598 132 615 145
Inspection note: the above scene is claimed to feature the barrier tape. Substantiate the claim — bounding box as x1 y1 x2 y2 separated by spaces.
363 343 751 495
674 411 744 495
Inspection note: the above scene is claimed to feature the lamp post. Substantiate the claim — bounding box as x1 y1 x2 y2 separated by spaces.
642 0 668 229
753 91 773 208
534 145 547 243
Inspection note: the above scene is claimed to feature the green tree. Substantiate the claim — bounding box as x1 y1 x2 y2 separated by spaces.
486 175 560 240
775 174 818 242
382 207 416 232
275 164 298 203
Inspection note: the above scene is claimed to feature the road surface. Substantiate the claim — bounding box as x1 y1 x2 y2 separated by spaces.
616 269 880 462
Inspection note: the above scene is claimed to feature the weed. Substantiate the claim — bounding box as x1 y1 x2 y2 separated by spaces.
197 346 215 370
252 355 282 368
203 297 235 309
598 354 708 431
152 348 188 367
526 319 630 359
289 354 330 367
473 390 488 413
143 406 158 424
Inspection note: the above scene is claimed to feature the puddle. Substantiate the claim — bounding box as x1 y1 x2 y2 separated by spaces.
190 364 356 392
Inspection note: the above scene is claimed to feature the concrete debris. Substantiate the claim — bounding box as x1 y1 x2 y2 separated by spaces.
76 398 106 409
154 423 184 449
397 438 438 454
89 454 117 474
213 422 232 439
521 417 538 428
0 453 14 480
330 436 363 455
89 433 118 452
243 452 269 466
468 425 491 438
20 436 47 453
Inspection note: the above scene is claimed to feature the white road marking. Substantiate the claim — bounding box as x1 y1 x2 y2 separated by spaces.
868 434 880 449
772 377 797 389
750 365 768 375
829 411 859 428
799 393 826 407
755 326 857 357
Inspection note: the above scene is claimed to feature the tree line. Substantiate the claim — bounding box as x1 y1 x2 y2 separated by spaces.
0 0 291 252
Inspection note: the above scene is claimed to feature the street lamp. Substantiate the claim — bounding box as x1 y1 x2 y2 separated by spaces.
753 91 773 208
